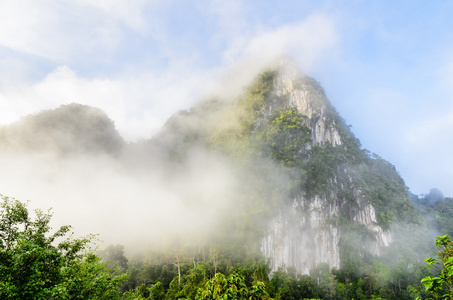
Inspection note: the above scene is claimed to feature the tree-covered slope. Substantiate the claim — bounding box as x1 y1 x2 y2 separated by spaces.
0 103 124 155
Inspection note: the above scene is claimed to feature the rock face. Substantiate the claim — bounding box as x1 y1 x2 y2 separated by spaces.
260 67 395 275
261 195 393 275
261 197 342 274
272 65 342 147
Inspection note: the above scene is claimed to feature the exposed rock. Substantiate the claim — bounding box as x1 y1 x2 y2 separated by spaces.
264 66 342 147
261 192 393 275
260 66 395 275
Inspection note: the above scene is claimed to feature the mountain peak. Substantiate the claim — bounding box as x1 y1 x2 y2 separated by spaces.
0 103 124 155
246 65 343 147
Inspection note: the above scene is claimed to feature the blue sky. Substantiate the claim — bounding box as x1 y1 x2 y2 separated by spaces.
0 0 452 196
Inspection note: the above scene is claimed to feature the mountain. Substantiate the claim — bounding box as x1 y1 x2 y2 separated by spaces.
0 62 422 278
146 62 421 276
250 65 417 274
0 103 124 155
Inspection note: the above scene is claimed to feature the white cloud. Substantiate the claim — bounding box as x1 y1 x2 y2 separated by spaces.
223 14 339 73
72 0 148 33
0 64 220 141
0 148 242 246
0 0 147 62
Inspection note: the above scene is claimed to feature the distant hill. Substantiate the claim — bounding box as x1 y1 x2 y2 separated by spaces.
0 103 124 155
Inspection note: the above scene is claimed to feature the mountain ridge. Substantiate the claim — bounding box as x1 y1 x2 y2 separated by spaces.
0 103 124 155
0 64 420 276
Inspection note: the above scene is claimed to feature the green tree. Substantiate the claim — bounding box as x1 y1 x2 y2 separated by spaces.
98 244 129 273
0 195 126 299
420 235 453 299
196 272 272 300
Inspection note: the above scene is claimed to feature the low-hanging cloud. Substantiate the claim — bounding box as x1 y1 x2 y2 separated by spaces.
0 64 221 141
221 14 339 73
0 145 244 250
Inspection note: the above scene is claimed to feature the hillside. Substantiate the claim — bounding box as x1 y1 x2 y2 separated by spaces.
143 63 422 275
0 63 441 299
0 103 124 155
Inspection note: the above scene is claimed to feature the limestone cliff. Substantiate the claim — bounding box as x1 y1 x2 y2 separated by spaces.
272 65 342 146
249 65 412 275
154 64 417 276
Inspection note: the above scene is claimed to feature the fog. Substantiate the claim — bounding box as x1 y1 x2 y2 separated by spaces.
0 69 291 254
0 147 242 248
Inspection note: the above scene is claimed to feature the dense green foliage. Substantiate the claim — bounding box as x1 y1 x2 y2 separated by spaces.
0 195 126 299
359 153 421 228
420 235 453 299
411 189 453 237
0 193 439 299
257 109 311 166
196 273 271 299
107 236 436 299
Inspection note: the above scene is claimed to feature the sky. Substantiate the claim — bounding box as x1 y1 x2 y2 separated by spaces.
0 0 452 197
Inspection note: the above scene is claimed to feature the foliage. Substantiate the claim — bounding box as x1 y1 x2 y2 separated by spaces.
0 195 126 299
412 190 453 237
195 272 272 300
270 270 318 300
238 70 276 133
303 145 340 198
98 244 129 273
256 108 311 166
420 235 453 299
359 154 420 228
111 232 440 300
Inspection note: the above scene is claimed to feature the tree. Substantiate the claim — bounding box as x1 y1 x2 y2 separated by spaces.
209 244 222 275
420 235 453 299
0 195 126 299
196 272 272 300
98 244 129 273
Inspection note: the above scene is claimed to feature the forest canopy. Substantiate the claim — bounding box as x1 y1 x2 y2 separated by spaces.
0 195 126 299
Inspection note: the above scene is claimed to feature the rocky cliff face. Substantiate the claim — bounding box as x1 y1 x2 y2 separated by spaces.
258 67 398 275
272 65 342 146
261 195 393 275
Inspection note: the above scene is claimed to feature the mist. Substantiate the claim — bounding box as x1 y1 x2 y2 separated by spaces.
0 72 292 255
0 145 237 248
